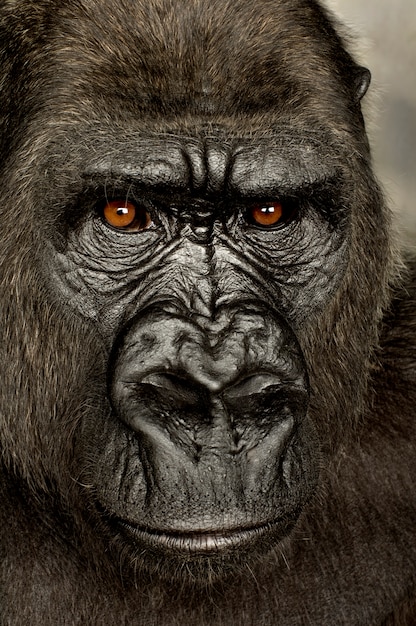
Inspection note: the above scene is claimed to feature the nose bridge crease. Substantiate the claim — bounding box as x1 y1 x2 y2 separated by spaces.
178 235 218 320
185 139 229 195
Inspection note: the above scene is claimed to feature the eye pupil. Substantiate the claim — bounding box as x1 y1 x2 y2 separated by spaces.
250 202 283 227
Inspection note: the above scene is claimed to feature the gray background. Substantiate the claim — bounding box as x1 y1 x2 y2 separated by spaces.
327 0 416 244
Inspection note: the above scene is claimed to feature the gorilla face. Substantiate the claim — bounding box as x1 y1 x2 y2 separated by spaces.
0 0 390 585
46 128 350 572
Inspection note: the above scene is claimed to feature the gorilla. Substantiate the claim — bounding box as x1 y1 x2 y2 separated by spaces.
0 0 415 624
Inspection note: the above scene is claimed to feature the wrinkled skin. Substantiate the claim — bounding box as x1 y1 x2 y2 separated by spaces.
0 0 416 625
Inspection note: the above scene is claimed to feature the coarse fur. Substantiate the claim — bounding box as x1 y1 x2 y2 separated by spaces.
0 0 415 624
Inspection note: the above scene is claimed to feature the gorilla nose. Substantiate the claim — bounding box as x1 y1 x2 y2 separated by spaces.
110 304 309 457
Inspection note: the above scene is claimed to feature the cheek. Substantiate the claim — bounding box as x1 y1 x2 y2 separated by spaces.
214 226 349 328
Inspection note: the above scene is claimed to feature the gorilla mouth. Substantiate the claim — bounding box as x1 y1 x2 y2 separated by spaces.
118 520 282 555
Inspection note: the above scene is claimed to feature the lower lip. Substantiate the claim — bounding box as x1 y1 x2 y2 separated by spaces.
118 521 277 554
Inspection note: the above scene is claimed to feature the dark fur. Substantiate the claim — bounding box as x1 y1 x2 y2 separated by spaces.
0 0 415 624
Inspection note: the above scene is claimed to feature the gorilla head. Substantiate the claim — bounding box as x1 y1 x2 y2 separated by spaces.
2 0 413 623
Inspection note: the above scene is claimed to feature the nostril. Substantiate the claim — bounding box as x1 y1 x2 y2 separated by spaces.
222 372 309 425
112 370 213 438
141 372 184 390
138 372 206 409
223 373 285 399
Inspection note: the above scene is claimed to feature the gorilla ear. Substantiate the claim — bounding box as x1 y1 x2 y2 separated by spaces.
353 66 371 102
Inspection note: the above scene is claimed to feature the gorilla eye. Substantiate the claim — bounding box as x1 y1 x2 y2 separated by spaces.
248 202 284 228
102 199 152 231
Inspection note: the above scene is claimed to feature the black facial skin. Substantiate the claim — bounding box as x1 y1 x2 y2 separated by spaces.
1 1 416 625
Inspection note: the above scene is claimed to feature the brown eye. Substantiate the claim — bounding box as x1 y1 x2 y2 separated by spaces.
102 199 152 231
249 202 283 228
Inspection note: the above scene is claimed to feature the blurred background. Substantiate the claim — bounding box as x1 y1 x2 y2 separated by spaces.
327 0 416 244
